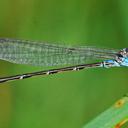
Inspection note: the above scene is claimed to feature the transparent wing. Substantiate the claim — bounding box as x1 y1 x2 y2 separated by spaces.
0 38 118 66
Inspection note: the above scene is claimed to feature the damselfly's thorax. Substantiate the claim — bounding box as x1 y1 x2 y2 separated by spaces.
115 48 128 66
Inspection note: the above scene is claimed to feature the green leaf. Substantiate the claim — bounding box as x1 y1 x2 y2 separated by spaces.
83 95 128 128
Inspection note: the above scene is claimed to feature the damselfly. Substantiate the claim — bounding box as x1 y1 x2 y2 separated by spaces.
0 38 128 83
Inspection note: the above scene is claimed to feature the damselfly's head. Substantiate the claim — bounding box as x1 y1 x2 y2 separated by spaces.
119 48 128 58
116 48 128 66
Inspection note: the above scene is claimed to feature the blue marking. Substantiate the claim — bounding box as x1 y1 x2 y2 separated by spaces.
120 57 128 66
103 60 120 68
103 57 128 68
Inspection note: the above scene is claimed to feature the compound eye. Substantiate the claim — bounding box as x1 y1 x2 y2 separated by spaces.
125 48 128 52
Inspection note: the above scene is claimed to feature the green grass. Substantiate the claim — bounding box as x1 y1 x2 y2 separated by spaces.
83 95 128 128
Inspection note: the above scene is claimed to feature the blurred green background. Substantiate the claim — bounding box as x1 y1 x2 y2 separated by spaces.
0 0 128 128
